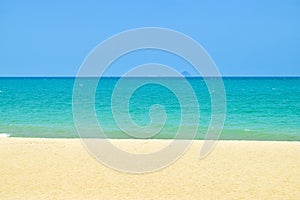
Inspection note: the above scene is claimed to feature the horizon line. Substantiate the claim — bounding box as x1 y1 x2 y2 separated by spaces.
0 75 300 78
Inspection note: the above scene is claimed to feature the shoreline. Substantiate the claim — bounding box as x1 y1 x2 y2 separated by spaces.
3 136 300 142
1 138 299 199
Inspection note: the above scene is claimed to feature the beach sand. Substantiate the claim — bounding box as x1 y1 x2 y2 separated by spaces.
0 138 299 199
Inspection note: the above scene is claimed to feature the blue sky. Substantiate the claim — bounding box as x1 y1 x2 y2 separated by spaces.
0 0 299 76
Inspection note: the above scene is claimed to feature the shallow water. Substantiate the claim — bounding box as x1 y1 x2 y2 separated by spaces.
0 77 299 140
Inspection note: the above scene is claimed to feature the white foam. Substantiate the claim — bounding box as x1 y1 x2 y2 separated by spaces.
0 133 10 138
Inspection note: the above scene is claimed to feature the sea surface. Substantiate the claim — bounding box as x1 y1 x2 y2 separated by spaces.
0 77 299 141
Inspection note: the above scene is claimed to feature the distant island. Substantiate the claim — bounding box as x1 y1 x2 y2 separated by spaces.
181 71 191 77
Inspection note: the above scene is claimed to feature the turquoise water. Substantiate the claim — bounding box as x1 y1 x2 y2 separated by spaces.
0 77 299 141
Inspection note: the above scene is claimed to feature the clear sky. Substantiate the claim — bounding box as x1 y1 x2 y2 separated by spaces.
1 0 299 76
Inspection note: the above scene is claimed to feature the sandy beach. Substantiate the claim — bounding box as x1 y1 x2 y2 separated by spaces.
0 138 299 199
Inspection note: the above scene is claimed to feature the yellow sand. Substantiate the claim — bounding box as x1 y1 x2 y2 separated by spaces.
0 138 299 199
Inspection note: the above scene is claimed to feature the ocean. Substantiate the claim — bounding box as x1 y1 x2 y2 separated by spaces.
0 77 299 141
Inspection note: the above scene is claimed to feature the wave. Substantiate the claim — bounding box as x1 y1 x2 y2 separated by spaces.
0 133 10 138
